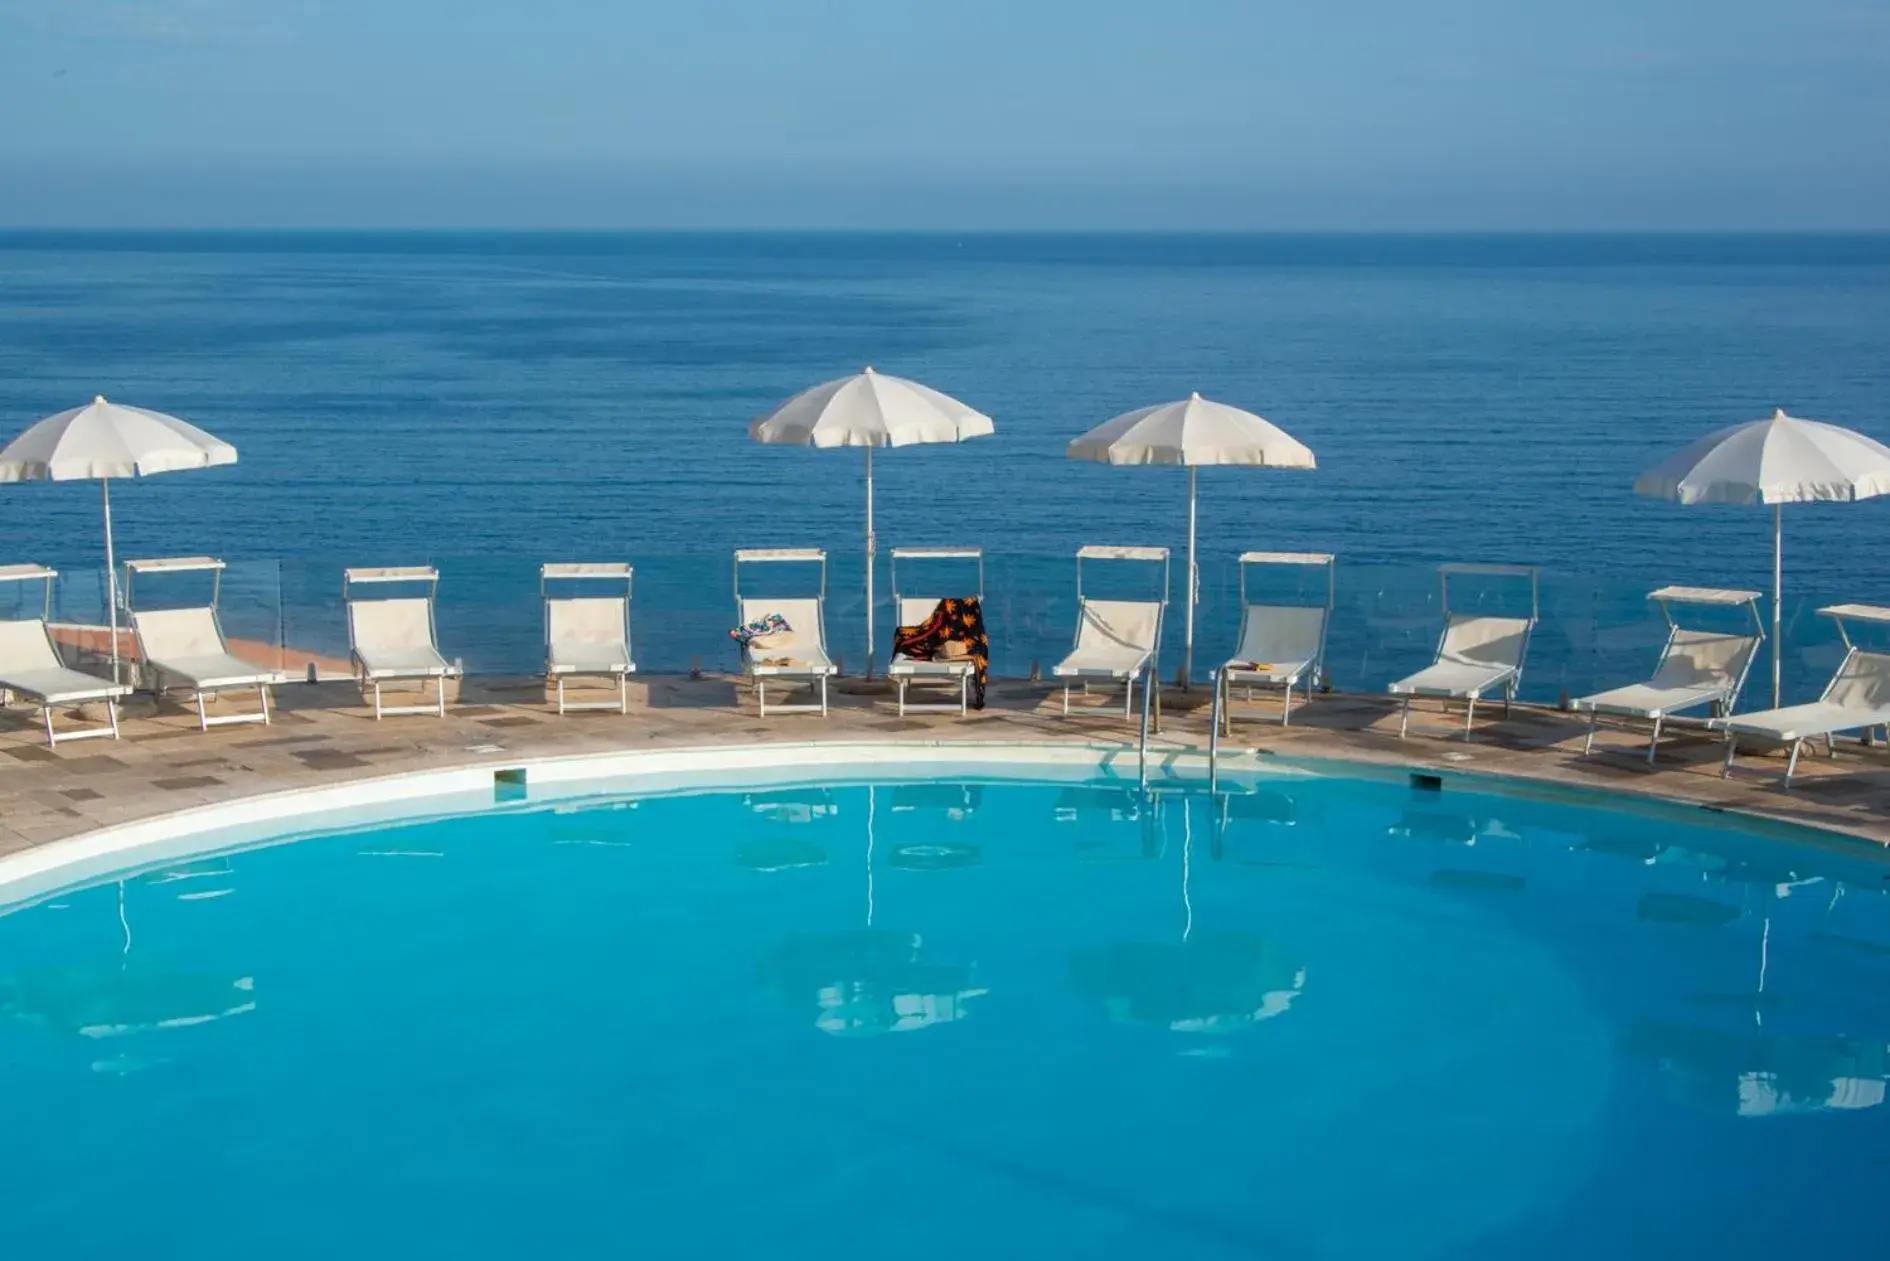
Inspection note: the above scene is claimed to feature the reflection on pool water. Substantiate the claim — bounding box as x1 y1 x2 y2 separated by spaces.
3 771 1890 1260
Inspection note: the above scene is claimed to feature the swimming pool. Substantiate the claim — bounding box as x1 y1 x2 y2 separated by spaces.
3 762 1889 1260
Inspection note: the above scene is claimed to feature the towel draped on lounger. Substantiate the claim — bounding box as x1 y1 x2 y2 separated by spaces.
893 597 989 709
730 612 791 647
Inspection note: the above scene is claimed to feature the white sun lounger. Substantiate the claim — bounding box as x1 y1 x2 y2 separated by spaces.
542 563 636 715
1216 552 1334 730
1389 564 1538 739
888 547 983 717
1717 604 1890 787
125 557 286 731
1053 546 1168 717
343 567 460 719
1575 586 1764 763
734 549 835 717
0 564 132 745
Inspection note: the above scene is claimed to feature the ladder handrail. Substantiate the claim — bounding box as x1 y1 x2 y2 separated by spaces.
1134 661 1149 790
1134 660 1166 788
1208 668 1223 792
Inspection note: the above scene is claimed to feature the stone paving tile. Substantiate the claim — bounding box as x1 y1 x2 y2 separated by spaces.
151 776 227 791
232 733 334 748
290 751 369 770
56 756 131 776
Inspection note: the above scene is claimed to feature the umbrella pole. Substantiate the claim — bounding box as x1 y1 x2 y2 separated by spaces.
1183 466 1197 688
864 445 876 680
101 478 121 685
1772 503 1782 708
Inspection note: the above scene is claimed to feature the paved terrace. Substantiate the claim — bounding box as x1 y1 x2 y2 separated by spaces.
3 674 1889 859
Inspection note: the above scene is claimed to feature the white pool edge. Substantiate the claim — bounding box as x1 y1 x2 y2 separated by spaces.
0 739 1274 909
8 735 1883 914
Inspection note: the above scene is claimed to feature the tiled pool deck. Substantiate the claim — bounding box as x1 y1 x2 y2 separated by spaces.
3 673 1889 858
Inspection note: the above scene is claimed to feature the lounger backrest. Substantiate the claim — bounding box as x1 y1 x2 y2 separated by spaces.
898 596 942 628
1233 605 1327 667
547 596 628 653
1825 650 1890 711
132 607 226 661
1651 628 1757 690
0 618 62 674
1438 614 1532 669
740 596 826 657
348 597 437 656
1075 598 1161 657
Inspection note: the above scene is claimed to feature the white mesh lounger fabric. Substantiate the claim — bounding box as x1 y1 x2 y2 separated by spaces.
1218 605 1328 729
1388 614 1534 739
1717 644 1890 788
544 581 636 715
1053 598 1162 717
740 596 835 717
0 617 132 745
131 607 286 730
1575 628 1760 763
345 570 459 719
889 596 977 717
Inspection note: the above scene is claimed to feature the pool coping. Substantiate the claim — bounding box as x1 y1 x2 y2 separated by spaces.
5 720 1887 912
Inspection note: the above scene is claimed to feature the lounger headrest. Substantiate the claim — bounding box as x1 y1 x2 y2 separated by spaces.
1653 629 1758 687
1077 599 1161 654
1828 650 1890 710
349 597 437 653
0 618 61 672
1236 605 1327 661
548 596 627 646
740 597 824 653
132 607 225 659
1440 614 1532 666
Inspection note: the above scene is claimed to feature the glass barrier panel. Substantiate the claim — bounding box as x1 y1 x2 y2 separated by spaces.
8 551 1857 710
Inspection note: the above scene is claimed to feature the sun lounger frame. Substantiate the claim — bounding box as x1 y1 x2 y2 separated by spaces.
0 564 130 745
342 566 460 719
1216 551 1335 731
1576 585 1764 763
541 562 636 715
125 556 284 731
1717 603 1890 787
733 548 834 716
1055 545 1169 719
1390 563 1540 739
888 546 984 717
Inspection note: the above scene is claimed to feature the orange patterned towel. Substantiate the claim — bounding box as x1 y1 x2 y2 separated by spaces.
893 597 989 709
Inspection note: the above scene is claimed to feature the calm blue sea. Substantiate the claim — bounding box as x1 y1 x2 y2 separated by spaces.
1 232 1888 688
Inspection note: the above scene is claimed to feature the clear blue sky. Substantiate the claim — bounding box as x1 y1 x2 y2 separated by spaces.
2 0 1887 228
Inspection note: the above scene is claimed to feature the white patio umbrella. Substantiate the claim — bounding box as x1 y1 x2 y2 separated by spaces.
749 367 993 676
0 396 238 682
1634 408 1890 706
1068 393 1316 685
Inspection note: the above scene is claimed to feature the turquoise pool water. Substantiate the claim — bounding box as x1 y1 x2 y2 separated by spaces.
3 771 1889 1259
